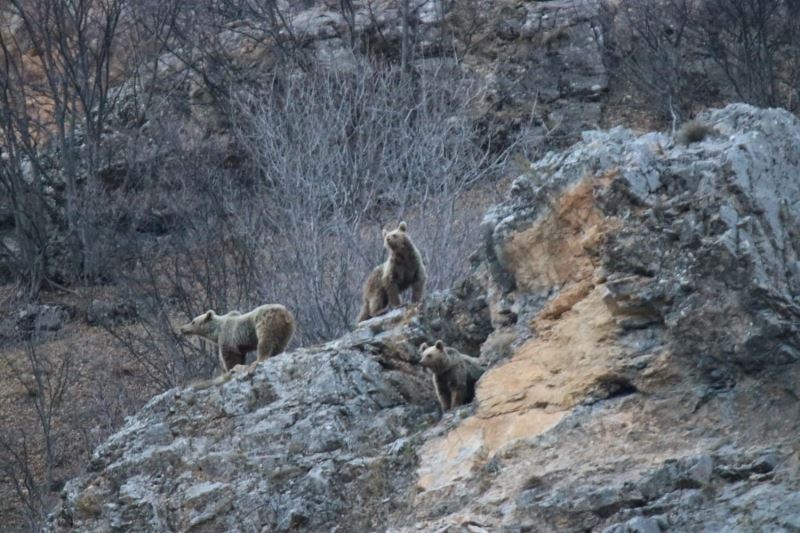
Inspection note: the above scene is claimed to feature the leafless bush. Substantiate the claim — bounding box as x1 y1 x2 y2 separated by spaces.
0 341 77 531
0 428 45 532
101 62 513 387
0 321 158 530
599 0 709 123
0 0 126 289
600 0 800 123
695 0 800 110
233 62 512 343
0 0 188 295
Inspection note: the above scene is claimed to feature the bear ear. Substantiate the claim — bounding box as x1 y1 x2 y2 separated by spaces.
203 311 214 322
398 221 407 232
419 342 429 352
435 339 444 350
382 228 389 238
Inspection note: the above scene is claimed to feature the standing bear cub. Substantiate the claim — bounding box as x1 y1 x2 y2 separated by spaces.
180 304 295 372
357 221 426 323
419 340 485 412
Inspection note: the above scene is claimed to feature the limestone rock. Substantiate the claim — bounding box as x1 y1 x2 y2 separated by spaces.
52 104 800 532
406 103 800 531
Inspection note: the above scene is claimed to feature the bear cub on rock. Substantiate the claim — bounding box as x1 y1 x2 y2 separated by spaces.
357 221 426 323
419 340 485 412
180 304 295 372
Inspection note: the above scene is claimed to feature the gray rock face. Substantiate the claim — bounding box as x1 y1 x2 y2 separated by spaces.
407 103 800 531
485 103 800 375
52 105 800 532
1 304 73 340
54 325 438 532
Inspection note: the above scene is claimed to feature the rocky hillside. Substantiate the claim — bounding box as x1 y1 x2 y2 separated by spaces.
50 104 800 532
1 1 611 527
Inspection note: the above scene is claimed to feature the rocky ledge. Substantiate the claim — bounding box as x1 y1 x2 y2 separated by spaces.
52 104 800 532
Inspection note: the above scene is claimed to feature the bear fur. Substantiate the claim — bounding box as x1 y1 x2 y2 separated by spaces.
418 340 485 412
180 304 295 372
356 221 426 323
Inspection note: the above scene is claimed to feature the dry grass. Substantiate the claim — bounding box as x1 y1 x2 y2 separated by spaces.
676 120 714 145
0 286 160 530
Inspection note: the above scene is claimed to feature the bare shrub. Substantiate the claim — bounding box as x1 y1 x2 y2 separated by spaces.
101 61 514 386
0 0 126 289
695 0 800 110
600 0 800 122
0 428 45 532
0 325 150 531
233 62 512 344
599 0 708 123
0 340 77 531
0 0 186 294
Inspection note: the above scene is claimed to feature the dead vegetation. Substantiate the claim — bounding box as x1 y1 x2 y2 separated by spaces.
599 0 800 124
0 2 517 528
676 120 714 145
3 0 800 529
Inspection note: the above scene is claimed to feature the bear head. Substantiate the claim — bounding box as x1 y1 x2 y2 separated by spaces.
383 221 411 252
179 310 217 337
419 339 449 373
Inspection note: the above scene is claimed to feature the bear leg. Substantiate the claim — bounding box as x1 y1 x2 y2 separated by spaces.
220 348 245 372
368 293 389 318
450 388 464 408
434 376 451 412
272 328 292 356
356 300 371 323
411 278 425 303
386 283 401 308
256 338 276 361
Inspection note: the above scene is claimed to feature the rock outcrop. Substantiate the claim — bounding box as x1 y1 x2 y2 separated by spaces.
117 0 607 153
54 312 435 532
406 103 800 532
53 104 800 532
